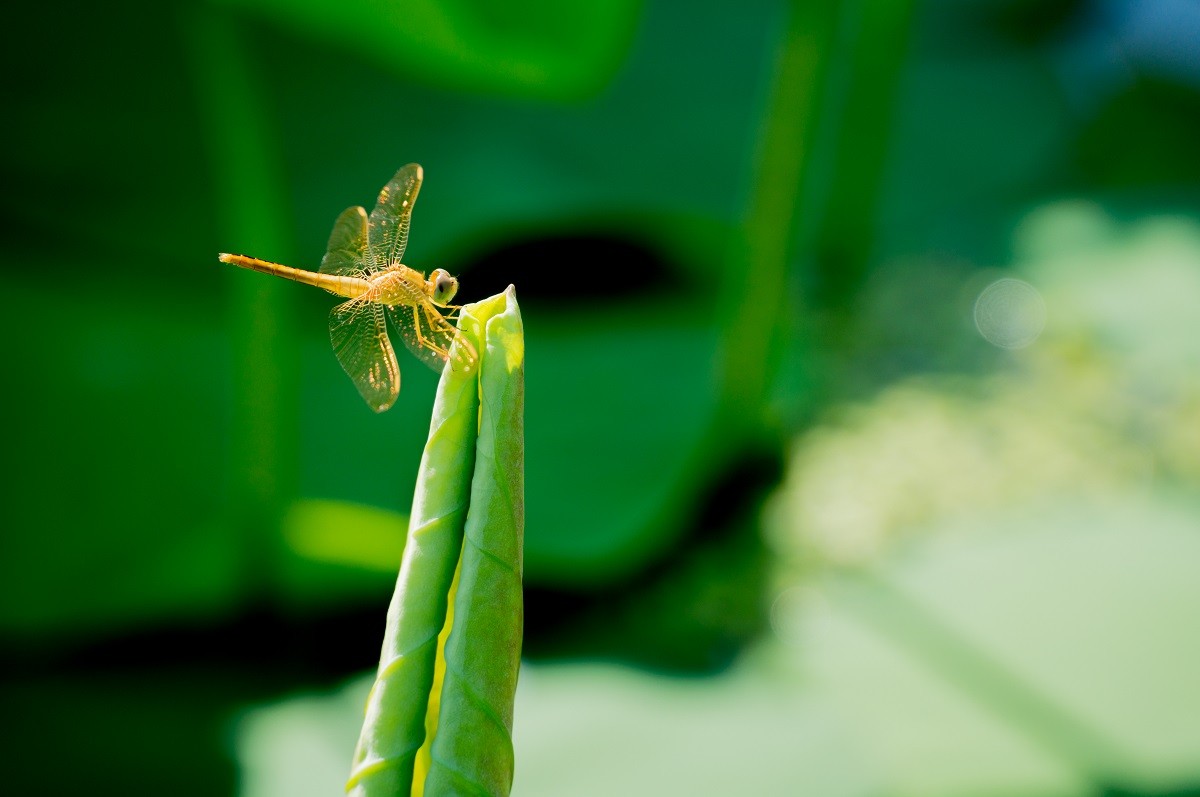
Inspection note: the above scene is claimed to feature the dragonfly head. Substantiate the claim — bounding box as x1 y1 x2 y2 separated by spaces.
428 268 459 306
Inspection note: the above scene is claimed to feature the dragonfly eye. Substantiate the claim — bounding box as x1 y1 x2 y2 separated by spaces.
429 268 459 305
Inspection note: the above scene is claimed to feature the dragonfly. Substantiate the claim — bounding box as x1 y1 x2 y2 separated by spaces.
219 164 476 413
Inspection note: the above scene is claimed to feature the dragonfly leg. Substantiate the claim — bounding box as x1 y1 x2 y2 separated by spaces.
437 306 465 325
412 305 452 360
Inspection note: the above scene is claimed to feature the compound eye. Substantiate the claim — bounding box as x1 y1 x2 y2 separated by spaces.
430 269 459 304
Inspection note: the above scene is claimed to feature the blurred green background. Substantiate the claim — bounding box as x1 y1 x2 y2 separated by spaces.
3 0 1199 794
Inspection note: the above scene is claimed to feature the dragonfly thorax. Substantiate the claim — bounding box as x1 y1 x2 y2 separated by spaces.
368 265 436 307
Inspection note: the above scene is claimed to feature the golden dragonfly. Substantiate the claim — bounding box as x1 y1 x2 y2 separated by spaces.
219 164 476 413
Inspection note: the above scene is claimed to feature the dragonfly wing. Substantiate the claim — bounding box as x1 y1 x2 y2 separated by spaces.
386 297 476 374
329 299 400 412
367 163 422 269
321 206 370 277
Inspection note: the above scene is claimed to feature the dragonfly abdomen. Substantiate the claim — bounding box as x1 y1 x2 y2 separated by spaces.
218 253 372 299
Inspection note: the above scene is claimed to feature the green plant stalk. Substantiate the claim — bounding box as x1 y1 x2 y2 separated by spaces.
348 287 524 797
413 559 460 797
424 289 525 796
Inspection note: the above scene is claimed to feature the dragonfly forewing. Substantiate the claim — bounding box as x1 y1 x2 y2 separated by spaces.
330 299 400 412
367 163 422 269
321 206 370 278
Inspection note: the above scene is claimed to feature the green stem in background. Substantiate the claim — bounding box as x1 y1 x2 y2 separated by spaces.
717 0 838 432
348 288 525 797
186 6 299 581
718 0 913 430
807 0 914 313
583 0 916 602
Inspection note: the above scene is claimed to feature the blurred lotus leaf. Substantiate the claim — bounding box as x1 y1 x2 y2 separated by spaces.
215 0 642 100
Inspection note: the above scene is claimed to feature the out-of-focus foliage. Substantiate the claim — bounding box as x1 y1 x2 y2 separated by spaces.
772 208 1200 570
214 0 642 100
3 0 1200 793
